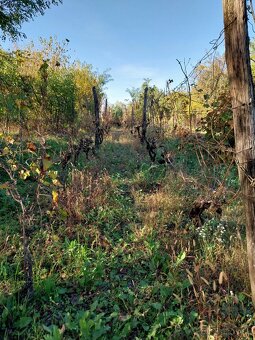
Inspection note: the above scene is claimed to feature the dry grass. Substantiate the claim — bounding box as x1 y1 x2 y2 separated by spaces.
58 170 116 225
1 130 253 339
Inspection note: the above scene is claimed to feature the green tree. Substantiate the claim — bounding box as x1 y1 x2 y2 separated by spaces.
0 37 111 133
0 48 34 132
126 87 139 128
191 55 232 141
47 68 77 131
0 0 62 40
111 102 124 127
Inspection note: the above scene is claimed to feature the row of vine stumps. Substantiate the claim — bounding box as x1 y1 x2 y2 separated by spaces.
0 122 252 339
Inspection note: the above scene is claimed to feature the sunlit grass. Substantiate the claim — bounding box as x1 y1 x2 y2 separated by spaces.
0 129 253 339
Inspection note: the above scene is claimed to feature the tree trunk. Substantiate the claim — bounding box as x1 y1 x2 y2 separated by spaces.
141 86 148 143
223 0 255 305
92 86 100 149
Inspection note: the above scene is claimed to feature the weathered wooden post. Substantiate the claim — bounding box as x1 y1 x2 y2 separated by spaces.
223 0 255 305
39 59 49 132
92 86 100 149
141 86 148 143
131 104 135 131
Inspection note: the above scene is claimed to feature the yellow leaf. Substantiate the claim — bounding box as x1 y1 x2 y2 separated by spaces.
52 190 58 205
2 147 9 155
48 170 58 180
52 179 62 187
29 162 38 172
20 170 30 180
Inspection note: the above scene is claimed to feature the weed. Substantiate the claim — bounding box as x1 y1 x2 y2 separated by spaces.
0 130 253 339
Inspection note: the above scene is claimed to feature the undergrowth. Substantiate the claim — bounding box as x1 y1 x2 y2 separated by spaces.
0 130 254 339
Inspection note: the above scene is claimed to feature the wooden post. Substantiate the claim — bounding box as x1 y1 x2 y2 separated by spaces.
223 0 255 305
131 104 135 130
92 86 100 149
104 98 108 118
141 86 148 143
39 60 49 132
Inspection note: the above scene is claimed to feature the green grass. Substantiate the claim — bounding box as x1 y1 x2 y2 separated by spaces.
0 130 253 339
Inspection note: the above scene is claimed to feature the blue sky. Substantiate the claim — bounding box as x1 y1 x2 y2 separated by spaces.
2 0 225 103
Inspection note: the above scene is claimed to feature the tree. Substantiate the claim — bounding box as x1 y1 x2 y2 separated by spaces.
0 0 62 40
111 102 125 126
126 87 139 129
0 38 111 133
191 55 232 141
223 0 255 305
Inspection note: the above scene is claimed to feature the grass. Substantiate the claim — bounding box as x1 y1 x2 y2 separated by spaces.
0 129 254 339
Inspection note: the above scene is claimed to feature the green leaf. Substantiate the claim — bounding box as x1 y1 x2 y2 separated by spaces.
15 316 33 329
151 302 162 310
175 251 186 267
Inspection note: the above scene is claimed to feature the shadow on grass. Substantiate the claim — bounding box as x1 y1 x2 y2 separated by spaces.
84 139 147 179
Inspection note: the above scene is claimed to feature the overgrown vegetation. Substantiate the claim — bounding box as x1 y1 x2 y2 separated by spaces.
0 37 110 134
0 124 253 338
1 7 255 338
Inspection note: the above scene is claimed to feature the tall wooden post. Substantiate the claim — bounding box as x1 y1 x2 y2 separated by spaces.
131 104 135 130
39 60 49 132
141 86 148 143
223 0 255 305
92 86 100 149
